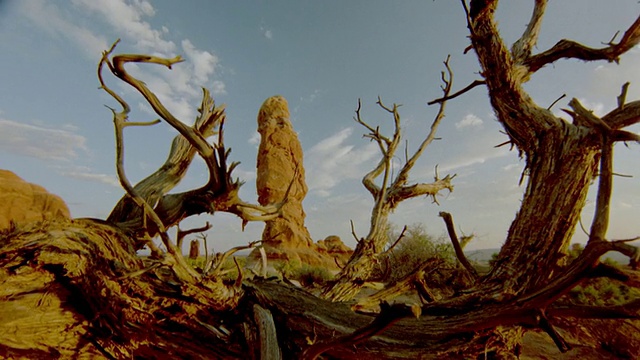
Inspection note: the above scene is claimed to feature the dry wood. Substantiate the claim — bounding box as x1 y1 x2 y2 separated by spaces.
323 58 455 302
439 211 479 281
2 2 640 359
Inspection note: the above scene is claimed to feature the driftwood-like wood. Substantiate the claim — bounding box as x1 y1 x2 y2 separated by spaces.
2 2 640 359
322 59 456 302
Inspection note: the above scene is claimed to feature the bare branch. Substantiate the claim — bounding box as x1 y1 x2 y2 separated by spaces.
602 99 640 129
547 94 566 111
568 98 611 131
511 0 548 62
617 82 630 109
609 239 640 269
524 15 640 73
383 225 407 255
209 241 261 278
439 212 479 281
109 52 223 188
350 220 360 243
397 57 453 187
177 222 212 250
427 79 485 105
98 41 200 283
537 309 570 353
387 174 455 205
587 138 613 243
301 302 407 360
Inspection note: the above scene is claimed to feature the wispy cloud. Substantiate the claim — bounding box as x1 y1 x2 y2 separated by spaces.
438 147 510 173
0 118 88 161
181 39 219 85
293 89 323 115
20 0 225 124
455 113 483 130
19 0 109 58
59 170 121 187
306 128 379 196
70 0 175 53
248 132 260 146
211 80 227 95
260 25 273 40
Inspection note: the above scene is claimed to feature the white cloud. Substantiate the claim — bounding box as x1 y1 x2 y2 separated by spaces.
71 0 175 53
181 39 219 85
21 0 226 124
0 119 88 161
619 201 633 209
306 128 379 196
212 80 227 95
438 147 510 173
19 0 109 58
502 163 521 172
300 89 321 104
455 113 484 130
59 171 121 187
232 168 257 182
248 132 260 146
260 25 273 40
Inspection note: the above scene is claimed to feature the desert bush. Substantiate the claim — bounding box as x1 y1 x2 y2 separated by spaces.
274 260 333 287
563 244 639 306
566 279 640 306
384 223 456 283
294 265 334 288
274 259 302 278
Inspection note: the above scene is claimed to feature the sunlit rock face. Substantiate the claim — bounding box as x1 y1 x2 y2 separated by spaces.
251 96 352 269
256 95 313 250
0 170 70 231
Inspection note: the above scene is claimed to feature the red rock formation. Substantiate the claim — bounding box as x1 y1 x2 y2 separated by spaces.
250 96 354 270
0 170 70 231
256 96 314 249
316 235 353 267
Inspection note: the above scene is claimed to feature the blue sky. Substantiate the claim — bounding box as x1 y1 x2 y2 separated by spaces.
1 0 639 252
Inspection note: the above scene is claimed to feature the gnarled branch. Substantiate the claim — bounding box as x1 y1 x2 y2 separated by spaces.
524 15 640 73
439 211 479 281
511 0 547 62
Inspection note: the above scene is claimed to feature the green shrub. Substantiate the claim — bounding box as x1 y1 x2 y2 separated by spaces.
384 223 457 283
274 260 333 287
294 264 334 287
562 244 639 306
274 259 302 278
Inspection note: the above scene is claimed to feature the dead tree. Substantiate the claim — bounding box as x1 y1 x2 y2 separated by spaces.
322 59 456 302
2 3 640 359
0 42 289 358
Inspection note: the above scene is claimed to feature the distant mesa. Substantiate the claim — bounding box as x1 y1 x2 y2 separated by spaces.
250 96 352 269
0 169 70 231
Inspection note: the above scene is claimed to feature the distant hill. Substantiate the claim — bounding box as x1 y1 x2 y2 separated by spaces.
465 248 499 263
464 248 634 265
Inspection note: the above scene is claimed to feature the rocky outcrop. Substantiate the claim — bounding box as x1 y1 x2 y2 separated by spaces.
316 235 353 268
251 96 352 269
256 96 313 249
0 170 70 231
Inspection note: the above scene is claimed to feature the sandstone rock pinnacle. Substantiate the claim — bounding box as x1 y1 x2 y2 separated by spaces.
256 96 313 249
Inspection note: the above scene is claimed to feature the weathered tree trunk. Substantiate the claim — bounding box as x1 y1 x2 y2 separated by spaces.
2 3 640 359
488 132 600 292
0 219 244 359
323 85 455 302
